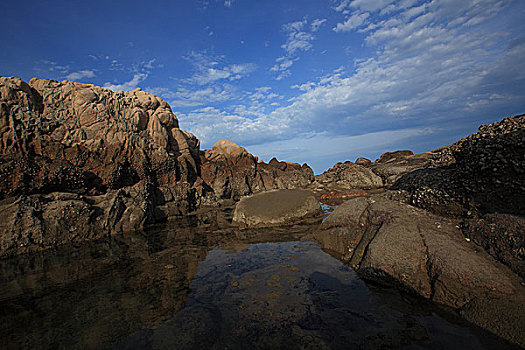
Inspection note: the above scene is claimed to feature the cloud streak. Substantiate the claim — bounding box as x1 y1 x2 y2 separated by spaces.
184 51 257 85
65 70 95 81
179 0 525 171
271 18 323 80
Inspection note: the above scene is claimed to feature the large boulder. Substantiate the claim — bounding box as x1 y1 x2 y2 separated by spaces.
0 77 200 196
232 189 321 227
314 195 525 346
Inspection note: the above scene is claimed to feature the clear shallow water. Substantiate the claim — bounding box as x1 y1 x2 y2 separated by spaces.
0 209 513 349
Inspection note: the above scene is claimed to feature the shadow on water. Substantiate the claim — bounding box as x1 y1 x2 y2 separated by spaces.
0 207 521 349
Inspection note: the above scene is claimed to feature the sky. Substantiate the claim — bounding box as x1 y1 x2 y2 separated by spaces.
1 0 524 173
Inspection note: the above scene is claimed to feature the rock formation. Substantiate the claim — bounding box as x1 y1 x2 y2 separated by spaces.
392 115 525 277
200 140 314 201
354 157 372 166
315 195 525 346
315 161 383 191
375 150 414 163
0 76 211 255
0 76 315 257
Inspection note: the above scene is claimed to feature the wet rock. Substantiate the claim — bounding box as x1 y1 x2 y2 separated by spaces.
314 195 525 346
315 161 383 190
233 189 322 227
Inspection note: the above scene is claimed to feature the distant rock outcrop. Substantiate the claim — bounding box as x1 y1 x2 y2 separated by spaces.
375 150 413 163
315 161 383 191
355 157 372 166
200 140 314 201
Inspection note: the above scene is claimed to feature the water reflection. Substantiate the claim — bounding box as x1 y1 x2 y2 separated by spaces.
0 208 514 349
114 241 497 350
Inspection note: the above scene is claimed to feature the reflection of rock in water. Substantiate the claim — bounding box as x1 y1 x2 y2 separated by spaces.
0 229 207 349
116 241 508 350
0 208 321 350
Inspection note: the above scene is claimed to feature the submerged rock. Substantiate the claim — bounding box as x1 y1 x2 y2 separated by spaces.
232 189 322 227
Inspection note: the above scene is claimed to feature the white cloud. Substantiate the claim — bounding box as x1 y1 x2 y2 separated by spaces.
65 70 96 81
333 12 370 32
224 0 233 7
281 19 315 55
178 0 525 173
103 73 148 91
184 51 257 85
311 18 327 32
271 18 320 80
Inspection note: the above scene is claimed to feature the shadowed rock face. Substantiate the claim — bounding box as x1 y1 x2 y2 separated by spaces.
314 195 525 347
391 115 525 277
394 115 525 217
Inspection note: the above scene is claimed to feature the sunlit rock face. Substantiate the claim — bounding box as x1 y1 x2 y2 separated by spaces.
0 76 205 256
0 77 200 195
200 140 315 201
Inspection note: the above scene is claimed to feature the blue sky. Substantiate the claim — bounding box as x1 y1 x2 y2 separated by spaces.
1 0 524 173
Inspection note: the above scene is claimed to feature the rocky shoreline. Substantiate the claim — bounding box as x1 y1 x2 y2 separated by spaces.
0 76 314 257
1 76 524 347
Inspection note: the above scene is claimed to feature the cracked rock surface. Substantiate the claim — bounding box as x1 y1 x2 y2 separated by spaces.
314 195 525 347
